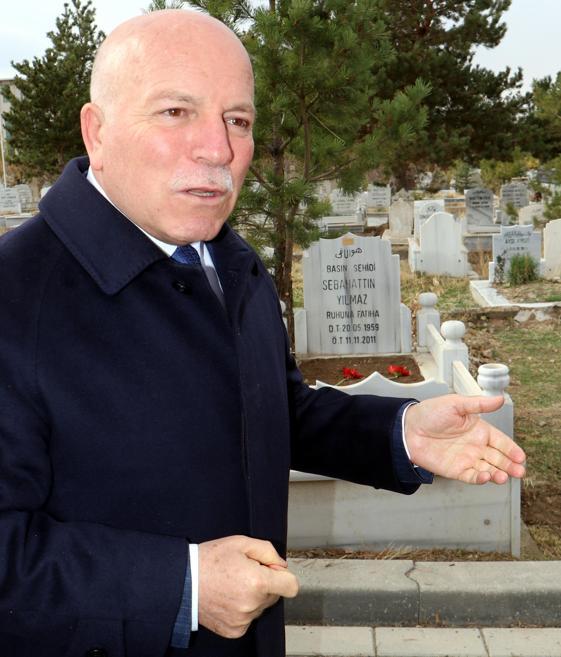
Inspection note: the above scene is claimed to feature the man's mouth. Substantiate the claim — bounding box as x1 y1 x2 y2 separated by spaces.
186 188 226 198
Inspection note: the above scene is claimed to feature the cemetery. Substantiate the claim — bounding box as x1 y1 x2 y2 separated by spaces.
286 180 561 561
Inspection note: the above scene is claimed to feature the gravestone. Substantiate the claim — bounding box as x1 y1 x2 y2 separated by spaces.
409 212 468 276
465 187 494 230
362 185 391 228
388 198 414 237
413 199 445 238
544 218 561 280
518 203 545 226
329 189 361 216
489 225 542 283
363 185 391 213
443 196 465 218
14 184 33 212
303 233 402 354
40 185 52 199
500 182 529 210
0 188 22 214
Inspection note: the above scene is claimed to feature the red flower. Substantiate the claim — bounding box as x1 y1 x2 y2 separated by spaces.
341 367 364 380
387 364 411 378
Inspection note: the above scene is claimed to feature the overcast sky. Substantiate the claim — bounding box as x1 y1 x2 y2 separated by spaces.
0 0 559 91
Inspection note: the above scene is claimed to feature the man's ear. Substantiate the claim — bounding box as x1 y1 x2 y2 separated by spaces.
80 102 105 170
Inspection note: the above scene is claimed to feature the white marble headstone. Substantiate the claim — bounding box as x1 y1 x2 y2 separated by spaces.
388 199 414 237
490 225 542 282
544 218 561 280
303 233 401 354
329 189 360 216
465 187 494 229
500 182 529 209
413 199 445 238
14 184 33 212
363 185 391 213
0 188 22 214
415 212 468 276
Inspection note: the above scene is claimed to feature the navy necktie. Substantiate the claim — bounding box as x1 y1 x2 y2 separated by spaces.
171 244 201 266
171 244 225 309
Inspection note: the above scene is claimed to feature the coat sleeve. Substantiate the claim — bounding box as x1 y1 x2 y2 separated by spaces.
284 339 420 495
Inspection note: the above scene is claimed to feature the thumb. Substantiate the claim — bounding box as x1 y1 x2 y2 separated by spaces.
456 394 504 415
264 565 300 599
244 538 287 569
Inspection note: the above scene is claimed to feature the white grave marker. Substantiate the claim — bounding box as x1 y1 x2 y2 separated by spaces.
544 218 561 280
410 212 468 276
489 225 542 283
14 184 33 212
0 188 22 214
329 189 360 216
414 199 445 238
500 182 529 209
303 233 402 354
388 198 413 237
465 187 494 230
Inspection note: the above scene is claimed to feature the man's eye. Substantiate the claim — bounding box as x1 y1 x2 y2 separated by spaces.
164 108 184 118
226 117 251 130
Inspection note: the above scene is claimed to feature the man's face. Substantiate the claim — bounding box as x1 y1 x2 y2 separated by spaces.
91 27 255 244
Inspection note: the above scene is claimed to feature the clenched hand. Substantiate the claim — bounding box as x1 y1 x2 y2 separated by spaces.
198 535 299 639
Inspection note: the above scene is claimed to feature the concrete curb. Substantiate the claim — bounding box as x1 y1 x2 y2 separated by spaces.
286 558 561 627
285 626 561 657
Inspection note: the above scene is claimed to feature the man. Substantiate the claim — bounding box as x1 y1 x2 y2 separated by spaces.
0 9 525 657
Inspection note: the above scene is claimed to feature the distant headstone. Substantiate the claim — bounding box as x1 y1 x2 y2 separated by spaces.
40 186 52 199
0 188 22 214
14 184 33 212
413 199 445 238
443 197 465 218
393 188 413 202
409 212 468 276
500 182 529 210
303 233 402 354
329 189 361 216
489 225 542 283
465 187 494 230
518 203 545 226
544 218 561 280
388 199 414 238
363 185 391 214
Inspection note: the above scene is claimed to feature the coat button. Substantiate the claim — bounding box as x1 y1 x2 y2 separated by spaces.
172 280 191 294
85 649 107 657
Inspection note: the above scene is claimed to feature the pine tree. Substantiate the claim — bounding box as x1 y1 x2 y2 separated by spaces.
144 0 187 10
2 0 104 182
186 0 429 345
375 0 527 188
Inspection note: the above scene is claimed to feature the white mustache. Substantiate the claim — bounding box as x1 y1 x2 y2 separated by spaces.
170 168 234 193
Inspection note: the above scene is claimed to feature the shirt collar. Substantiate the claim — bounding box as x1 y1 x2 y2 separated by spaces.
85 166 203 260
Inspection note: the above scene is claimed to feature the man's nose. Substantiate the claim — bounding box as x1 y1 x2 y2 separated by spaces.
190 116 234 166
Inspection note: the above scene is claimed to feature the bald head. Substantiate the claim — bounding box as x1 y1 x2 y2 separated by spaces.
90 10 252 116
80 7 255 245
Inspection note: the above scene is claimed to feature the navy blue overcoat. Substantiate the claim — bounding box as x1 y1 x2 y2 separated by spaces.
0 158 415 657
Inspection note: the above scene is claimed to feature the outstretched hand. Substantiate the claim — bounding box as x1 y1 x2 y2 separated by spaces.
404 394 526 485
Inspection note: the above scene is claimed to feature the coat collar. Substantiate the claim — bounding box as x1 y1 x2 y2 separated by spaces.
39 157 258 296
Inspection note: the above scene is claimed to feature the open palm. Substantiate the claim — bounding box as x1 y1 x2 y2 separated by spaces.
404 395 526 485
